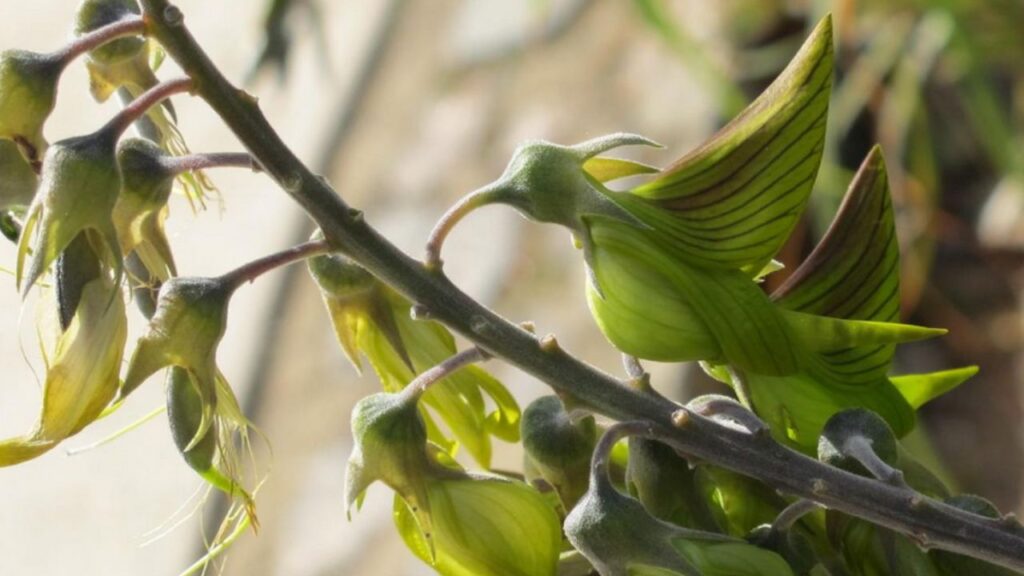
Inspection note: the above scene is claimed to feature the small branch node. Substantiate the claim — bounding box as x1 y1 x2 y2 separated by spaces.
163 4 184 26
811 478 828 495
671 408 692 429
518 320 536 334
538 334 560 353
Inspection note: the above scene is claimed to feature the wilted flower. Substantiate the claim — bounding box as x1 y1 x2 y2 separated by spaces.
428 15 975 453
0 139 38 212
0 49 64 161
16 131 122 296
521 395 598 512
308 251 519 467
346 390 561 576
0 276 126 465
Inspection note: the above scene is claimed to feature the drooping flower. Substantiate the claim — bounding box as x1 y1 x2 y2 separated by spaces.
119 276 256 511
0 276 126 465
113 137 179 280
308 251 520 467
346 390 561 576
16 131 123 296
427 15 974 453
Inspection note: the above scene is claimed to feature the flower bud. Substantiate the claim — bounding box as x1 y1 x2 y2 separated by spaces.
113 137 178 279
0 277 126 465
521 395 597 510
16 132 122 295
309 252 520 468
0 49 64 160
0 139 38 212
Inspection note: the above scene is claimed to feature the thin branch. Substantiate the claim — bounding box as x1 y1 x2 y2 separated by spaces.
52 17 147 65
401 347 489 399
99 77 194 140
139 1 1024 570
218 240 330 291
771 499 823 534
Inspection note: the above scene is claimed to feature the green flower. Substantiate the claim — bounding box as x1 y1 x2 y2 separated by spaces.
308 252 519 467
346 391 560 576
430 15 974 452
17 131 122 296
0 277 126 465
0 49 63 160
0 139 38 212
626 437 721 532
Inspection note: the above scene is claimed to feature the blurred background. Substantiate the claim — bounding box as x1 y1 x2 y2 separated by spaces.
0 0 1022 574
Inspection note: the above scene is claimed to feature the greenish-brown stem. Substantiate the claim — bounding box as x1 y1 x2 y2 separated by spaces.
219 239 330 292
400 347 488 399
139 1 1024 570
52 17 147 65
99 77 193 140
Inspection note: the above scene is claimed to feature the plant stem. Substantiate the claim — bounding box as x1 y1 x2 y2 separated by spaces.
770 499 822 534
99 77 193 140
160 152 259 175
139 1 1024 570
52 17 147 65
219 240 330 292
400 347 488 400
424 183 503 269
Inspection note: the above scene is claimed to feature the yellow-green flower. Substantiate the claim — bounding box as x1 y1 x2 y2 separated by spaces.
346 390 560 576
121 275 256 510
308 252 519 467
0 277 126 465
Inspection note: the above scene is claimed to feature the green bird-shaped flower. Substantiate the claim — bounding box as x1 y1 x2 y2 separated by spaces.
427 15 975 452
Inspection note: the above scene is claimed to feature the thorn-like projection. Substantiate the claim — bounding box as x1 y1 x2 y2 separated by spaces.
909 495 927 511
671 408 691 428
410 304 431 321
163 4 184 26
470 315 490 335
812 479 828 495
539 334 560 353
519 320 536 334
348 209 364 223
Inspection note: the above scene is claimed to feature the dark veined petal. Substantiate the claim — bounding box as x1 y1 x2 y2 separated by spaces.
617 15 834 274
773 147 900 384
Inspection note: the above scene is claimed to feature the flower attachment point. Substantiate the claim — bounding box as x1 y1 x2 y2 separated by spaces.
0 49 64 163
